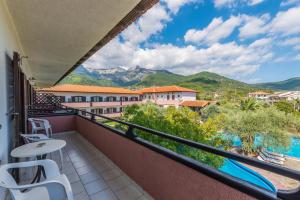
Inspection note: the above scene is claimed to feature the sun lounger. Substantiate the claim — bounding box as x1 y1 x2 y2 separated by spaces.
258 152 284 165
260 149 286 162
262 148 285 158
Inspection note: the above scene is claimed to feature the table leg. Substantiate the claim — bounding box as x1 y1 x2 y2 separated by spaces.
31 154 47 183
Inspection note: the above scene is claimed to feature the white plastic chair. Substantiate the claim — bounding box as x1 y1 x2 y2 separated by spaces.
20 134 49 144
0 159 73 200
28 118 53 138
27 119 63 169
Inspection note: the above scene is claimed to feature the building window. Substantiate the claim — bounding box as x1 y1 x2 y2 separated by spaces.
71 96 86 102
106 96 117 102
121 96 129 101
172 95 175 100
94 108 103 115
130 97 138 101
106 108 115 113
167 95 170 100
91 96 103 102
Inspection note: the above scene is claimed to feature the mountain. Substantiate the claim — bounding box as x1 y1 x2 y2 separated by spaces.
254 77 300 91
62 65 162 86
135 70 184 87
60 65 258 96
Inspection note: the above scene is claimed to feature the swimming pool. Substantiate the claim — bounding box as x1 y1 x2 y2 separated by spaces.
230 135 300 158
219 159 276 192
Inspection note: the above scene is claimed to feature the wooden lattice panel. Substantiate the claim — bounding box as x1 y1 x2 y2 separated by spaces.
33 92 61 105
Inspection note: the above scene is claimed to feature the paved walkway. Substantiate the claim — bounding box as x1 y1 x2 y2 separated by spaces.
247 157 300 190
17 132 153 200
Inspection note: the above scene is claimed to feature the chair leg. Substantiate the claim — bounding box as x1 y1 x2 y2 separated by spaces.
59 149 64 170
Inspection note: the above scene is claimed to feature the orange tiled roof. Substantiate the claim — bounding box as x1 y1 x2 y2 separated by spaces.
249 91 270 95
180 100 210 107
39 84 140 94
137 85 196 93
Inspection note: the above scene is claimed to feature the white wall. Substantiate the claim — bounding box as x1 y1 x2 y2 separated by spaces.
141 92 196 101
0 0 30 165
50 92 139 102
0 1 19 198
181 92 197 101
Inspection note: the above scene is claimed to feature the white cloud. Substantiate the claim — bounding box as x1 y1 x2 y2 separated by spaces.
214 0 265 8
269 6 300 36
249 37 272 48
121 4 170 46
184 16 241 45
294 44 300 50
280 0 300 7
214 0 236 8
279 37 300 46
163 0 200 14
244 78 262 84
295 54 300 61
83 0 300 80
132 42 266 76
239 14 270 39
84 39 273 78
248 0 265 6
239 7 300 39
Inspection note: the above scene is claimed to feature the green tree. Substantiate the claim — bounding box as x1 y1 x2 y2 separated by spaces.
240 98 259 111
121 103 228 168
201 105 221 121
275 100 295 113
295 99 300 111
224 107 293 155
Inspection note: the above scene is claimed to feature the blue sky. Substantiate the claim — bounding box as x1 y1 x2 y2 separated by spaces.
84 0 300 83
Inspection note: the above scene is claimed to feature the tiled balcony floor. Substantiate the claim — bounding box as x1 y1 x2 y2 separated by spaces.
16 132 154 200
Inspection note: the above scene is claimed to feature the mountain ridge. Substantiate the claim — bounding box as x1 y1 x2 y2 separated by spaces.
60 65 262 98
254 77 300 91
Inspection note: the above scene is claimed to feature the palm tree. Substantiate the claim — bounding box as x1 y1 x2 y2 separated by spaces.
240 98 259 111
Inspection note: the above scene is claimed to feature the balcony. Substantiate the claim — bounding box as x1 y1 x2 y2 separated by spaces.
91 102 122 107
62 102 91 108
120 101 142 106
61 101 141 108
26 107 300 200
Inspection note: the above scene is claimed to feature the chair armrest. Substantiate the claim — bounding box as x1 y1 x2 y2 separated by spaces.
9 175 74 200
9 179 61 190
20 134 50 142
4 159 60 178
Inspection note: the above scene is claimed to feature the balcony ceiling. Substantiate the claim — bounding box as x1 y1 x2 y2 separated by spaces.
5 0 156 87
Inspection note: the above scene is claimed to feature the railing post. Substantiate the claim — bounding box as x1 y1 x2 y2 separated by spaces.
91 113 95 121
125 126 136 138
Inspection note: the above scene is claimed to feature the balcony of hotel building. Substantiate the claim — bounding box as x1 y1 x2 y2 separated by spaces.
1 1 300 200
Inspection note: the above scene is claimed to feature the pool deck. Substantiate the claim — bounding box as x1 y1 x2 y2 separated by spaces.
246 157 300 190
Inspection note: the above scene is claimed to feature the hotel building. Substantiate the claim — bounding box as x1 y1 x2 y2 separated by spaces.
39 84 141 118
39 84 209 117
137 85 197 108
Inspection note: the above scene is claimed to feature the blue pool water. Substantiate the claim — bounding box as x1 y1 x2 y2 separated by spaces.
230 135 300 158
219 135 300 191
220 159 276 192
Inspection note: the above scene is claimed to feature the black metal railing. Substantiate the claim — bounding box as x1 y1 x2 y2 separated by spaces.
29 105 300 200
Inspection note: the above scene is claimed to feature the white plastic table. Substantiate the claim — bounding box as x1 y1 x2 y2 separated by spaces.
11 139 66 183
11 139 66 158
